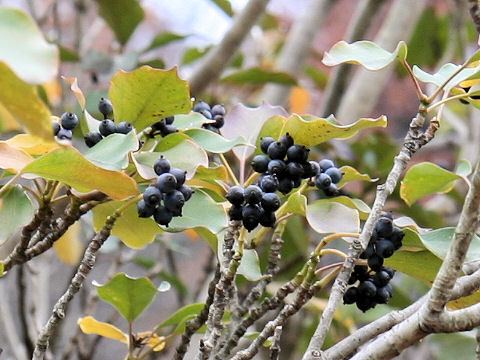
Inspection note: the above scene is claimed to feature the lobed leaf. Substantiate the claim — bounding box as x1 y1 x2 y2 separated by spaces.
322 40 407 70
413 63 480 90
95 273 157 322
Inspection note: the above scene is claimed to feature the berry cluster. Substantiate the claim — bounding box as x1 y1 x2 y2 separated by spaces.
84 98 134 147
253 134 317 195
226 185 281 232
149 116 178 137
137 156 194 227
343 214 405 312
193 101 226 134
313 159 343 197
53 112 79 140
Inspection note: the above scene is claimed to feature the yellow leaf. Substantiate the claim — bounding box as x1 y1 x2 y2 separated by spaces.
53 221 83 265
0 142 34 172
6 133 59 155
136 331 166 352
0 103 21 131
78 316 128 343
289 86 310 114
42 80 62 107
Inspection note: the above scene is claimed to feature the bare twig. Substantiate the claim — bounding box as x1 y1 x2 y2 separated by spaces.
270 326 283 360
188 0 270 95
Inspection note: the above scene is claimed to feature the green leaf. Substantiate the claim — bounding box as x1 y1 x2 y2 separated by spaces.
95 273 157 322
109 66 191 131
221 102 288 164
327 196 370 220
336 166 377 188
168 189 228 235
133 134 208 180
182 47 209 65
210 0 234 16
258 114 387 149
221 67 297 86
284 192 307 216
84 132 138 170
0 62 53 141
400 162 461 206
421 227 480 264
158 303 204 328
59 46 80 62
23 148 139 200
173 113 210 130
0 7 58 83
96 0 144 45
306 200 360 234
238 249 265 281
385 249 441 285
93 200 161 249
413 63 480 90
0 262 3 277
322 40 407 70
0 185 34 244
401 227 426 251
143 32 188 52
183 129 248 153
456 159 472 177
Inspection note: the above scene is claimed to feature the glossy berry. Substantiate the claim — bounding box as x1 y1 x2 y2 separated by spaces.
259 211 276 227
292 176 302 188
383 267 396 279
199 109 212 119
358 280 377 298
315 173 332 190
373 270 391 287
212 115 225 128
260 137 276 154
244 185 263 205
343 287 359 304
279 133 294 148
356 296 375 312
325 167 343 184
376 239 395 258
267 159 286 175
164 116 175 125
368 254 384 271
203 124 220 134
251 155 270 173
137 199 155 218
286 162 304 178
277 177 294 194
211 104 226 116
151 119 167 132
261 192 280 211
98 97 113 118
242 204 262 231
228 204 243 221
391 227 405 250
84 132 103 147
52 121 60 136
193 101 211 113
375 217 393 238
323 183 338 197
319 159 334 172
156 173 177 193
170 168 187 188
161 124 178 136
267 141 287 160
286 145 309 162
57 128 73 140
259 175 279 193
375 286 392 304
363 242 375 259
178 184 194 201
226 186 245 205
143 186 162 207
304 161 320 178
154 206 173 226
99 119 117 137
164 190 185 216
153 156 171 175
116 121 133 134
348 273 358 285
60 112 79 130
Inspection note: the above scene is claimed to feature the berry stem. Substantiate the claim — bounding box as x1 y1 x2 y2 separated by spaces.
318 248 348 259
313 233 360 256
315 262 345 276
313 266 342 289
219 153 241 187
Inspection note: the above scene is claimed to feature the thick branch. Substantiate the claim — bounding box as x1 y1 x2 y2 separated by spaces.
32 213 119 359
188 0 270 95
262 0 335 106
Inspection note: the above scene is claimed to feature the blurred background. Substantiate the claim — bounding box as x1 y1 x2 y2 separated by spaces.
0 0 479 359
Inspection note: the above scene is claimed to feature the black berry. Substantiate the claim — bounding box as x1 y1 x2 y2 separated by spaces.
99 119 117 137
267 141 287 160
251 155 270 173
154 206 173 226
98 97 113 118
84 132 103 147
57 128 73 140
226 186 245 205
143 186 162 207
153 156 171 175
137 199 155 218
60 112 79 130
244 185 263 205
116 121 133 134
260 137 275 154
156 173 177 193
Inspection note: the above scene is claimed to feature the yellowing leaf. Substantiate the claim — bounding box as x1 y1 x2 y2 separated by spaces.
22 147 139 200
0 142 33 172
0 62 53 140
0 103 21 131
289 86 310 114
53 221 83 265
6 134 59 155
137 332 166 351
62 76 85 109
78 316 128 342
42 80 61 106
